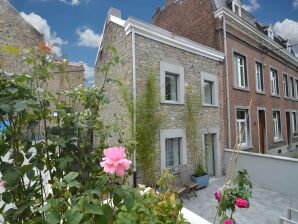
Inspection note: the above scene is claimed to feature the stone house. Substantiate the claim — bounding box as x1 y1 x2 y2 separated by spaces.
153 0 298 155
95 8 225 179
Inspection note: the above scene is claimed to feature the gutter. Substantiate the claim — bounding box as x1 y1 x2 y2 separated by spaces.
132 27 137 187
223 16 231 149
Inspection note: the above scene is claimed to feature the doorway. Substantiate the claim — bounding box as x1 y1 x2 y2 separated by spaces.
258 110 266 154
286 112 291 145
204 134 216 177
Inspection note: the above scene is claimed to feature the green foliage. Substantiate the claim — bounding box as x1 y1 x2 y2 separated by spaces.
119 66 160 186
195 164 206 177
216 170 253 222
158 169 175 192
0 45 185 224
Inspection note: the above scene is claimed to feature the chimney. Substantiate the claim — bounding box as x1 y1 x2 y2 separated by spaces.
107 7 121 18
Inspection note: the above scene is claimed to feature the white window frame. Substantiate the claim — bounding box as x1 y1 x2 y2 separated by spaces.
232 1 242 16
234 53 247 89
160 61 184 104
270 68 279 96
255 62 264 92
201 72 218 107
286 41 292 52
292 111 297 136
160 129 187 172
273 110 282 141
267 25 274 40
283 74 289 98
290 76 295 99
296 79 298 100
236 109 250 147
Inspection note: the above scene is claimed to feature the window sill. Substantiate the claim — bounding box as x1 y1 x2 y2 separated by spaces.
256 91 265 95
284 96 291 100
233 86 250 92
273 138 283 143
161 100 184 105
271 94 280 98
238 144 253 150
202 104 218 108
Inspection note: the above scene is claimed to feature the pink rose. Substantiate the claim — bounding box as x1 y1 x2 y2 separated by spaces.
0 181 5 188
215 191 221 202
223 219 235 224
100 147 132 177
235 198 249 208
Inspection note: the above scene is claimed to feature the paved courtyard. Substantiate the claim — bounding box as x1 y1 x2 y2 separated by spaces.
182 178 298 224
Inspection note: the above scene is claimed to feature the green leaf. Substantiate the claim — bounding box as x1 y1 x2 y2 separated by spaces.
66 209 83 224
0 104 11 113
124 191 135 210
45 210 60 224
14 100 27 112
64 172 78 183
85 204 104 215
26 57 33 64
68 180 81 189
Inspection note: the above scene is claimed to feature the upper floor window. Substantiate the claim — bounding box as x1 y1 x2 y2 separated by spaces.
273 110 281 141
270 68 279 96
296 80 298 100
255 62 264 92
160 61 184 104
290 77 295 98
267 25 274 40
234 53 248 89
201 72 218 107
232 1 241 16
286 41 292 52
283 74 289 97
236 109 250 147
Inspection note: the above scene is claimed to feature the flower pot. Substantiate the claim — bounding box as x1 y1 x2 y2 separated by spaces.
191 174 209 189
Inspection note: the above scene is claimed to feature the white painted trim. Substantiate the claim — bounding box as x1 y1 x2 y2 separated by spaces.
124 18 225 61
160 129 187 173
214 8 298 66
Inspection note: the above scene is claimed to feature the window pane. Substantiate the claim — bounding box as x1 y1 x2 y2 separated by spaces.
236 109 249 145
165 73 178 101
165 138 181 167
234 53 247 88
204 80 214 104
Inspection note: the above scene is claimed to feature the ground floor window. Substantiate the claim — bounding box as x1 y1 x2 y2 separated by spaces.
273 111 281 141
160 129 187 172
292 112 297 136
236 109 250 146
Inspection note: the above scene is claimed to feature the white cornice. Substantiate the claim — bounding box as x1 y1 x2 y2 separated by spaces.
214 8 298 67
124 17 225 61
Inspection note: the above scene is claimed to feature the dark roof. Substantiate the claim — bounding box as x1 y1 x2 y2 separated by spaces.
212 0 295 55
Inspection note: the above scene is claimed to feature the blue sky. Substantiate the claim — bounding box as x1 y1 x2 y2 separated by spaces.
10 0 298 84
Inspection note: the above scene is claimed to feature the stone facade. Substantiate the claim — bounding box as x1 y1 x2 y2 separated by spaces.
0 0 42 73
95 10 224 181
153 0 298 156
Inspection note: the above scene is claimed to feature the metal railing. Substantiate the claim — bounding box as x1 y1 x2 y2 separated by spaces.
280 208 298 224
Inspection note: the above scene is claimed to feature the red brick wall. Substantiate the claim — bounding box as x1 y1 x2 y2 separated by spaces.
153 0 220 50
226 24 298 153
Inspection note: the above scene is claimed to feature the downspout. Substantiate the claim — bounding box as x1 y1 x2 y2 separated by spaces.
223 16 231 149
132 27 137 187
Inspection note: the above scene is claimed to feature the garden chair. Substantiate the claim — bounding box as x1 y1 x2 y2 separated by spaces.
179 165 198 198
167 167 188 201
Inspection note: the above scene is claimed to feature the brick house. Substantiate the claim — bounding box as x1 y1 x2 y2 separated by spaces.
95 8 225 179
153 0 298 155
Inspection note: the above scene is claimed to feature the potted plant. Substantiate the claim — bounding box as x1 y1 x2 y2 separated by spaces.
191 163 209 189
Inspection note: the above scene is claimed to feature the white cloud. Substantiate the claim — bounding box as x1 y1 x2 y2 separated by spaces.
243 0 260 12
274 19 298 55
20 12 67 57
76 27 101 48
79 62 94 86
294 0 298 9
59 0 80 6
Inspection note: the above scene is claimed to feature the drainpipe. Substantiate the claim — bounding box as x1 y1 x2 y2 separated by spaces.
132 27 137 187
223 16 231 149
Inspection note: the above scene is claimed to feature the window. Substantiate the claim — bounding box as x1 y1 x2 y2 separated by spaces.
267 26 274 39
255 62 264 92
273 111 281 141
201 72 218 107
165 73 178 101
232 2 241 16
236 109 249 146
296 80 298 100
283 74 289 97
286 41 292 52
290 77 295 98
165 138 182 167
160 61 184 104
160 129 187 172
292 112 297 135
234 53 247 88
270 69 279 95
